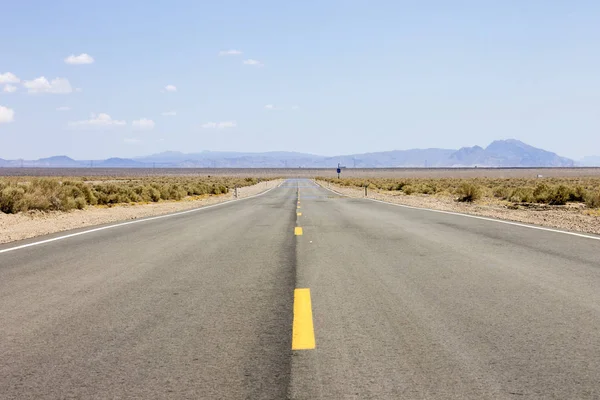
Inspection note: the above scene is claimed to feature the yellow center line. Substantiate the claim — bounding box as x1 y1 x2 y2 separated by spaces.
294 227 303 235
292 288 316 350
297 212 302 216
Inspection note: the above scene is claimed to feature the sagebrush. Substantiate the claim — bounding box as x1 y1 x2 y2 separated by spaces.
319 176 600 208
0 176 270 214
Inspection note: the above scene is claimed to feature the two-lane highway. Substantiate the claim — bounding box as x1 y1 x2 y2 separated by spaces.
1 179 600 399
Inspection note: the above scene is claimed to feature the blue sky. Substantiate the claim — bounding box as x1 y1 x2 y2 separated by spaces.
1 0 599 160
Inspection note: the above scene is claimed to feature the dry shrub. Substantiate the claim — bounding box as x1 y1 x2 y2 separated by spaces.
0 176 273 214
456 182 482 202
585 191 600 209
317 176 600 207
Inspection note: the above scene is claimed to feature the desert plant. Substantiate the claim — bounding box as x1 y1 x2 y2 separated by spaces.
585 191 600 209
508 187 534 203
456 182 482 202
548 185 570 205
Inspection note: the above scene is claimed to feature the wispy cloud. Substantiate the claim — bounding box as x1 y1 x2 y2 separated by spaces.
243 59 264 67
68 113 126 128
264 104 275 110
161 111 177 116
132 118 155 130
0 72 20 84
164 84 177 92
3 85 17 93
56 106 71 111
64 53 95 65
0 105 15 124
124 137 142 144
291 105 300 110
219 49 242 56
201 121 237 129
23 77 73 94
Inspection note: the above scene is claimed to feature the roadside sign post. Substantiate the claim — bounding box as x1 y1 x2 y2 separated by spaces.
365 185 367 197
337 163 341 179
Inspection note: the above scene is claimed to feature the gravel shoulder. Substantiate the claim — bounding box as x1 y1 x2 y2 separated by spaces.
317 180 600 235
0 179 282 244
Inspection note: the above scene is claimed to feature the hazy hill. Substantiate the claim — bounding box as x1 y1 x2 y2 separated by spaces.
448 140 574 167
0 139 580 168
36 156 82 167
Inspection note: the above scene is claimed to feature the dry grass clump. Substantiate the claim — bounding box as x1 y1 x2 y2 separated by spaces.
319 176 600 208
0 176 269 214
456 182 482 202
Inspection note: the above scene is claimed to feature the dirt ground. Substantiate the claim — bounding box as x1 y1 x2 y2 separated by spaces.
318 180 600 236
3 167 600 179
0 179 282 244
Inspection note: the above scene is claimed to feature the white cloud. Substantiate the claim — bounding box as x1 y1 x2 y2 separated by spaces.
23 77 73 94
132 118 155 130
64 53 95 65
243 59 263 67
0 72 20 84
68 113 126 128
264 104 275 110
219 49 243 56
0 106 15 124
201 121 237 129
164 85 177 92
291 105 300 110
162 111 177 116
124 138 142 144
56 106 71 111
3 85 17 93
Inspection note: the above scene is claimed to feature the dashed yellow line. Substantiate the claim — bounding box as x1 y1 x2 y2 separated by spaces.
294 227 303 235
297 212 302 216
292 288 316 350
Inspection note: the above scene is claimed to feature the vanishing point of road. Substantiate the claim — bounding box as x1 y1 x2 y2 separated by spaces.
1 179 599 399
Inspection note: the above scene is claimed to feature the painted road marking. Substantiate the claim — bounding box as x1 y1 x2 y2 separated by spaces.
292 288 316 350
297 212 302 216
297 206 301 209
295 227 303 235
315 180 600 242
0 183 283 255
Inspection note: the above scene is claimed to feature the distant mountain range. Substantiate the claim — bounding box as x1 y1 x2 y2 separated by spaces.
0 139 593 168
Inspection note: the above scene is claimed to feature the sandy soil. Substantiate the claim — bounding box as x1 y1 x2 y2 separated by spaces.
0 179 282 244
318 180 600 236
4 167 600 179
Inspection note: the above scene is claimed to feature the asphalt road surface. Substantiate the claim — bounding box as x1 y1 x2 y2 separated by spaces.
1 179 599 399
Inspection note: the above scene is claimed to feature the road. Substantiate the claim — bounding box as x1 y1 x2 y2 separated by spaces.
1 179 599 399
